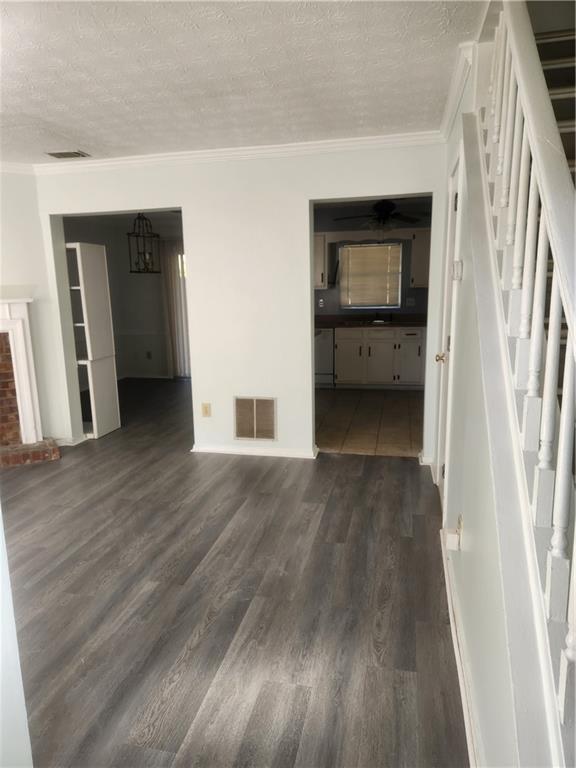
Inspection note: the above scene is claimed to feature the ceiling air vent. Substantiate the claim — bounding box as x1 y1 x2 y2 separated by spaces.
235 397 276 440
46 150 91 159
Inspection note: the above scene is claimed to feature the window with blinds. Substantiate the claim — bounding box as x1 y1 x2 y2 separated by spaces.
339 243 402 308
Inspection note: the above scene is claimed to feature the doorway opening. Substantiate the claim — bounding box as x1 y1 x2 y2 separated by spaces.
312 195 432 457
62 209 192 442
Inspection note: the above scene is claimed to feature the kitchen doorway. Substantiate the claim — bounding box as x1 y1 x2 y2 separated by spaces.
312 196 431 457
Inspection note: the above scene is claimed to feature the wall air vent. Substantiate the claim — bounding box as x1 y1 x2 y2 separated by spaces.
46 150 91 159
235 397 276 440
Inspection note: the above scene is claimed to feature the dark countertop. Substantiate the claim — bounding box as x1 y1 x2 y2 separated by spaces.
315 314 427 329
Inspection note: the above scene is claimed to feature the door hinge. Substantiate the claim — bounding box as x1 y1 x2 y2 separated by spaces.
447 335 451 352
454 192 459 212
452 260 463 281
442 463 446 479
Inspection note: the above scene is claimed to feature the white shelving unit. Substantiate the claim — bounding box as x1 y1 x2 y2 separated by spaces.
66 243 121 439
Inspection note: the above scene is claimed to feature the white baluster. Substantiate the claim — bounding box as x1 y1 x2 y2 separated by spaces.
496 48 512 176
558 535 575 725
488 17 501 101
501 78 520 210
492 25 508 143
522 215 548 449
545 342 575 621
499 83 522 288
515 169 539 388
507 133 530 336
519 172 539 338
532 272 562 526
497 51 513 178
511 133 530 277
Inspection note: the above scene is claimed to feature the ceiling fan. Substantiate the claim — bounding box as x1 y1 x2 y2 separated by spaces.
334 199 426 228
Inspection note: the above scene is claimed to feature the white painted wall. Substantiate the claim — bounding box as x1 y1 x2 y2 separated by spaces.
2 138 447 456
0 172 73 440
63 214 174 380
443 205 517 765
439 41 522 767
1 513 33 768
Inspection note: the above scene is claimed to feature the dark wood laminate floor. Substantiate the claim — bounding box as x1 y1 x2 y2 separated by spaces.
1 379 468 768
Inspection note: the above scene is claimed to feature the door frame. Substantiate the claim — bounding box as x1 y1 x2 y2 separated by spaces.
436 149 464 512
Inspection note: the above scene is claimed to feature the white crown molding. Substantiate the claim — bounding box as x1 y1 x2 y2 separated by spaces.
439 41 476 140
0 162 36 176
26 130 444 176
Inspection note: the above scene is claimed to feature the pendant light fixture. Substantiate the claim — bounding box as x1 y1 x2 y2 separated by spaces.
127 213 161 273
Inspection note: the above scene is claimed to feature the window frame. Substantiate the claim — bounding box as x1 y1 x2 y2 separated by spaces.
339 242 403 310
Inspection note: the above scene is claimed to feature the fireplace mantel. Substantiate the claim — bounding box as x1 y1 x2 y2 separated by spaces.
0 299 43 445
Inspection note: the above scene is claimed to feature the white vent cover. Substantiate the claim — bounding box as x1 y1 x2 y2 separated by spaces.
235 397 276 440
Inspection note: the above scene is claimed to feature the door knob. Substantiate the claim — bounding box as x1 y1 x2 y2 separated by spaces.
435 352 447 363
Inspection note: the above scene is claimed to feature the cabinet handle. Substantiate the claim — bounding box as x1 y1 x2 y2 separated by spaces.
398 343 401 349
418 345 421 357
368 345 371 357
359 345 362 357
405 332 417 336
321 272 324 284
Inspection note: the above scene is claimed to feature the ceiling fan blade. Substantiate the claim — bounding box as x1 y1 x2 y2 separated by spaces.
390 212 420 223
333 214 375 222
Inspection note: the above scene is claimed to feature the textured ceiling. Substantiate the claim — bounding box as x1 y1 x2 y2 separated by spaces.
0 1 485 164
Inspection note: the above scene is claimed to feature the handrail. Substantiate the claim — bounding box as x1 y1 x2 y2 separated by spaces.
504 1 575 354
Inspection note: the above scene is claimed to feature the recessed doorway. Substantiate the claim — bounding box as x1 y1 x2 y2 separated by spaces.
312 196 431 457
62 209 192 442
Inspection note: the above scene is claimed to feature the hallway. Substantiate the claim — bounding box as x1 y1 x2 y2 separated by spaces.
1 380 467 767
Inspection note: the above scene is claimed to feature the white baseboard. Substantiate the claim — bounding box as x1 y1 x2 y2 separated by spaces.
191 443 318 460
440 530 480 768
55 435 87 447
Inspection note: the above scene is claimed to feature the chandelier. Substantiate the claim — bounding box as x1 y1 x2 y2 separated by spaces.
127 213 161 273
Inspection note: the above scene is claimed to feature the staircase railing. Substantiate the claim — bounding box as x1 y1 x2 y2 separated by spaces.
482 0 575 758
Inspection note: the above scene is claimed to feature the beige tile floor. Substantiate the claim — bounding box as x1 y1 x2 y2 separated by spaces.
315 388 424 457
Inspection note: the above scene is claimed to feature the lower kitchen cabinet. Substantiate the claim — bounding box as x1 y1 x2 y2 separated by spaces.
366 339 395 384
396 339 423 383
334 333 364 384
334 327 425 387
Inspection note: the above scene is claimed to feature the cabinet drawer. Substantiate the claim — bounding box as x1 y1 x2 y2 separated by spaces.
335 327 363 340
365 328 395 340
397 328 423 339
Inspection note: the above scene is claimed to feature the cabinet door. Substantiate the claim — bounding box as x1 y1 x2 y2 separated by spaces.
314 234 327 289
366 340 395 384
410 230 431 288
335 338 364 383
396 340 423 384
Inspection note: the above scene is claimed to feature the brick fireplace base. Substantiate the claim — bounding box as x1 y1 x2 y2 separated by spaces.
0 438 60 468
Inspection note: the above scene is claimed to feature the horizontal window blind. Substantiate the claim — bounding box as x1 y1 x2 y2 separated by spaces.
339 243 402 308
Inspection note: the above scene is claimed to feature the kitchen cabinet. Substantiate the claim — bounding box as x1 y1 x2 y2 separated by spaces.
396 340 423 383
334 329 363 383
410 229 431 288
335 327 425 387
314 233 327 289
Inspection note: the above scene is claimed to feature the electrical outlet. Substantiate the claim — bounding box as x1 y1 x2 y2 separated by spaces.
318 297 325 308
201 403 212 417
145 351 152 360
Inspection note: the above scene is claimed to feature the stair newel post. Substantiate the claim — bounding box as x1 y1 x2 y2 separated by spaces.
546 342 575 621
492 23 507 144
533 271 562 526
522 214 548 449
